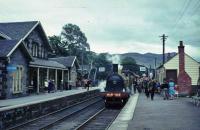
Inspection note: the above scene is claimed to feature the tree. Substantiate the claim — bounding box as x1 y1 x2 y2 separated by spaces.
121 57 137 65
48 35 68 56
93 53 111 67
93 53 112 80
61 24 90 55
48 24 92 64
121 57 139 74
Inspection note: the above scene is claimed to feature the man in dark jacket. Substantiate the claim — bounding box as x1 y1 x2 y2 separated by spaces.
161 80 169 100
148 80 156 100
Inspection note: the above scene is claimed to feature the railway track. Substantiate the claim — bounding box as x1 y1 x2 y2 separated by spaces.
74 108 121 130
7 96 102 130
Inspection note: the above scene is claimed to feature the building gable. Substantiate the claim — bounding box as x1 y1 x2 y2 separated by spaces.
0 21 52 59
25 23 52 51
22 22 53 59
163 53 200 85
164 54 179 70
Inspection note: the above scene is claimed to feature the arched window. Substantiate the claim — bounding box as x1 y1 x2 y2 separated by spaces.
32 42 39 57
41 46 44 58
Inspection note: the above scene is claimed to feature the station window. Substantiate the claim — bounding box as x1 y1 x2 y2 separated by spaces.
31 42 40 58
13 66 23 93
32 44 34 56
35 45 38 57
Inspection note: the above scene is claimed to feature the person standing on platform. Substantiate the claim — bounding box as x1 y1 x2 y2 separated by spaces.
161 79 169 100
145 80 150 99
48 80 53 93
133 78 138 94
149 80 156 100
86 79 91 91
169 79 175 99
60 80 64 91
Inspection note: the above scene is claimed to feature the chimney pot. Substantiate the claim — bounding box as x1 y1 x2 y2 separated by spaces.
180 41 183 46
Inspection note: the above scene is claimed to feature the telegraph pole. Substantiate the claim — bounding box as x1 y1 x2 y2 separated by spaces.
159 34 168 64
155 57 157 79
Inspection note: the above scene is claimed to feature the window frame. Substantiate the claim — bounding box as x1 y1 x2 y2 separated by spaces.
12 65 23 94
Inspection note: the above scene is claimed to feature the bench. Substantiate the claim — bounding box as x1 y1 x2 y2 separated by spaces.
191 96 200 107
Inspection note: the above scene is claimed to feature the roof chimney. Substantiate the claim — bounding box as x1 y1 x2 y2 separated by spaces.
177 41 192 95
178 41 185 73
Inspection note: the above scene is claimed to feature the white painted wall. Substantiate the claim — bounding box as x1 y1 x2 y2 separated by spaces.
162 53 200 85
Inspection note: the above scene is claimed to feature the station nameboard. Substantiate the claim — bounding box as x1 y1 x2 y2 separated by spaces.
140 67 146 71
7 65 17 72
99 67 105 72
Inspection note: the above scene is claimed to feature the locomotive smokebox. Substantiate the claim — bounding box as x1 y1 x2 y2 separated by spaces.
113 64 118 73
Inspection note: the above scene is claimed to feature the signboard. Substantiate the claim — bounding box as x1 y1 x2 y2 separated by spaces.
99 67 105 72
7 65 17 72
140 67 146 71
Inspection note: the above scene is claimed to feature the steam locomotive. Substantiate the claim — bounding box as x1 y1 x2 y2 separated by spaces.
101 64 130 107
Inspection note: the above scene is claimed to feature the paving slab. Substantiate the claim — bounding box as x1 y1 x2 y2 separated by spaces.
127 94 200 130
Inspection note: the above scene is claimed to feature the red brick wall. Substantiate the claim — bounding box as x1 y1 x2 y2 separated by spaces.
177 41 192 95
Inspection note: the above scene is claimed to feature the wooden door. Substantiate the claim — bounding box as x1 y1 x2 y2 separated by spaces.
166 69 177 84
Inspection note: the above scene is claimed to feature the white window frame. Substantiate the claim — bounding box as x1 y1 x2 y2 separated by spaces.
35 45 38 57
13 66 23 93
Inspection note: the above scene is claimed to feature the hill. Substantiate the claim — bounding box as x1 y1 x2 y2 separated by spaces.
119 52 176 68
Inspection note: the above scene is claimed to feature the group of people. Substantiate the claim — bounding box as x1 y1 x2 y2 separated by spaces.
130 77 157 100
129 76 177 100
160 79 177 100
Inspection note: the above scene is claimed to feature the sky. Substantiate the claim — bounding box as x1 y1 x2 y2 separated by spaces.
0 0 200 61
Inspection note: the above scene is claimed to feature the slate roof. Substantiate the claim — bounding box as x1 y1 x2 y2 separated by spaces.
0 40 19 57
30 58 66 69
0 21 38 40
49 56 78 68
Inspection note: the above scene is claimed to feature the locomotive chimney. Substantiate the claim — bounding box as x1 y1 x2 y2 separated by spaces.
113 64 118 73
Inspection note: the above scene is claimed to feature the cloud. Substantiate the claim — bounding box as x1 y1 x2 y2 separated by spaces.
0 0 199 61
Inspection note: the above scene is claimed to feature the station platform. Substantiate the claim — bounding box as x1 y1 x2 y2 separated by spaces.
0 87 101 112
110 93 200 130
0 84 105 129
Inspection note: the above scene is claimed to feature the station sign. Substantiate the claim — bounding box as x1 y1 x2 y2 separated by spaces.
99 67 105 72
7 65 17 72
140 67 146 71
